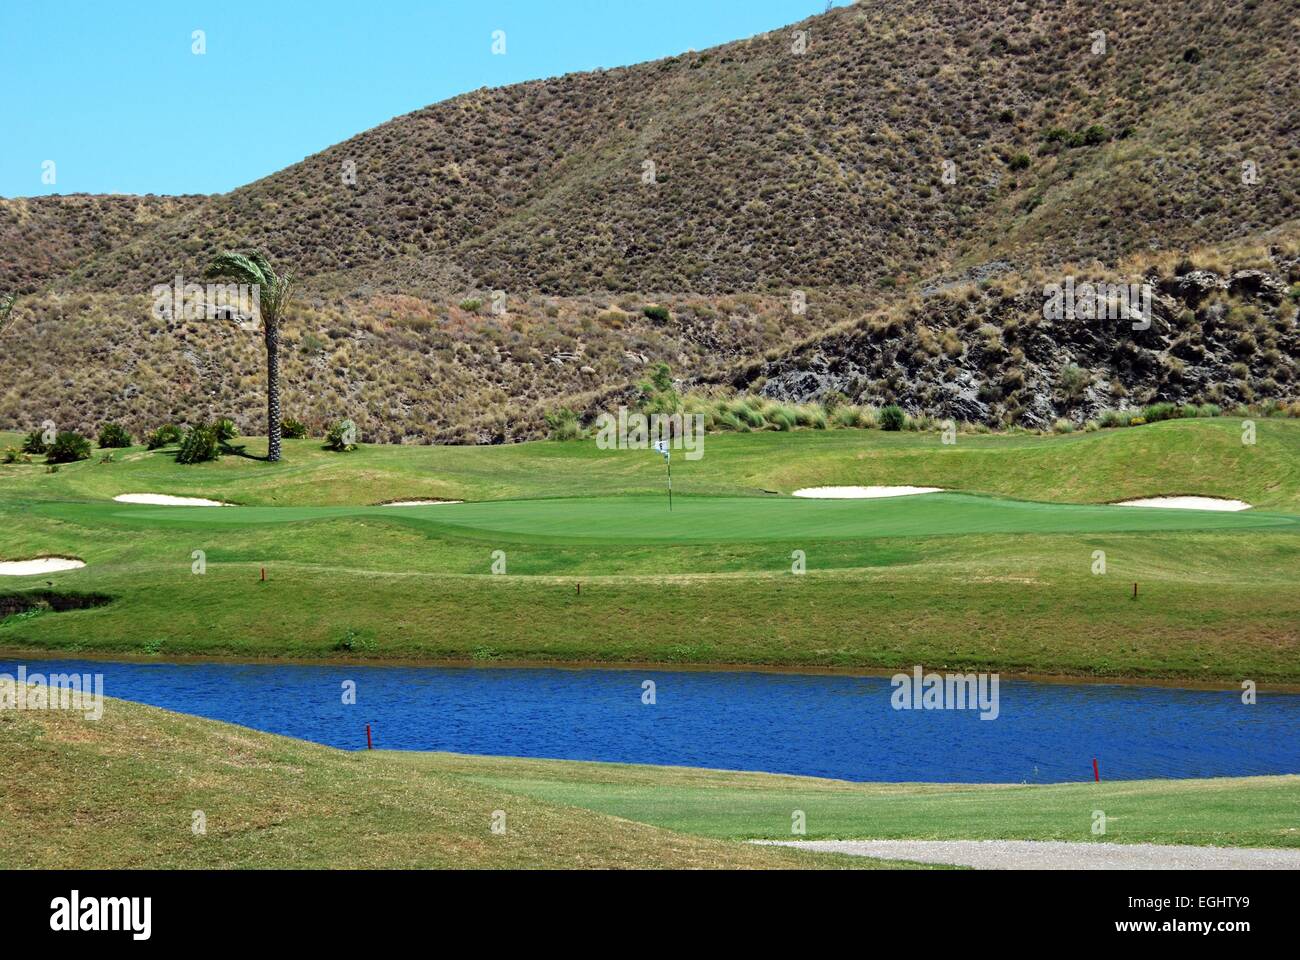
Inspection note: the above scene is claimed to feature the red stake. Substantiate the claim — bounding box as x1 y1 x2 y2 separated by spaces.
261 566 266 582
1093 758 1101 782
366 724 373 750
1132 582 1137 599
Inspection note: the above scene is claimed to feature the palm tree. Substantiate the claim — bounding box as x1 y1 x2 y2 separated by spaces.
204 251 293 462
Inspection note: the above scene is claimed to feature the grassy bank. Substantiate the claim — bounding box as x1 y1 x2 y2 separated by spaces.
0 691 887 869
3 695 1294 868
1 420 1297 681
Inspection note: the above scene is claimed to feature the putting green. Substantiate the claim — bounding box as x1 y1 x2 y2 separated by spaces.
38 492 1300 544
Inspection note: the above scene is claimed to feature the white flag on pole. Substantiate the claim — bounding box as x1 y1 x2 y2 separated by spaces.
652 440 670 461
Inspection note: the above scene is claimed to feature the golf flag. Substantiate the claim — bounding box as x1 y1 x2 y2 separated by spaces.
652 440 672 510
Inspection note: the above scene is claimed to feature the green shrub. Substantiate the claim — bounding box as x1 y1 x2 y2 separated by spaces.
799 406 828 430
1141 402 1181 423
643 305 671 323
1007 152 1031 171
281 418 308 439
880 404 906 431
1082 125 1109 146
544 407 581 441
175 424 220 464
459 298 482 313
215 418 238 442
146 424 183 449
833 406 862 428
21 430 48 455
2 447 31 464
729 400 766 429
97 423 132 448
324 419 359 452
45 431 92 464
1057 364 1091 402
768 406 796 431
1052 418 1075 434
715 410 745 432
1098 409 1129 429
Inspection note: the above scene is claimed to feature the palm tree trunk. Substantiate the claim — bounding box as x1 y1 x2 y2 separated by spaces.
265 325 282 462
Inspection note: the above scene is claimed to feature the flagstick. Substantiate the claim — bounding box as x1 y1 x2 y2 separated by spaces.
667 459 673 511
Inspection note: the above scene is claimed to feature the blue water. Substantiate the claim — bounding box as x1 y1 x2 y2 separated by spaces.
6 659 1299 783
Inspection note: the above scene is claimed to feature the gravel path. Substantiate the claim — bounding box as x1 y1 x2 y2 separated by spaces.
755 839 1300 870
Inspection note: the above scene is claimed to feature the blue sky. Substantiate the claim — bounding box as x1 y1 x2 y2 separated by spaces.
0 0 834 198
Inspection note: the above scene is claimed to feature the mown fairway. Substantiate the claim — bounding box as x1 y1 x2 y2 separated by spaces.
1 419 1297 681
431 753 1300 850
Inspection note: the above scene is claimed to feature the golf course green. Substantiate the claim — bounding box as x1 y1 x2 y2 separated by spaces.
2 418 1298 681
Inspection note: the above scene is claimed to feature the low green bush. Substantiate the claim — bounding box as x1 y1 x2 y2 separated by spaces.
175 424 220 464
97 423 132 448
880 404 906 431
21 430 48 455
146 424 183 449
544 407 581 441
1141 402 1181 423
215 418 238 442
45 431 91 464
324 419 359 452
281 418 308 439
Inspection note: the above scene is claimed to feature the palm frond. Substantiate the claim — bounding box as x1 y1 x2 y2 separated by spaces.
204 251 271 288
204 250 293 326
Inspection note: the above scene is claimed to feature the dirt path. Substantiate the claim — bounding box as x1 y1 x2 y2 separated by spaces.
755 839 1300 870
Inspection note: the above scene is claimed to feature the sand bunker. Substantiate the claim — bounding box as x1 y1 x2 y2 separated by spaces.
1113 496 1251 512
792 486 945 499
114 493 231 506
379 500 464 506
0 557 86 576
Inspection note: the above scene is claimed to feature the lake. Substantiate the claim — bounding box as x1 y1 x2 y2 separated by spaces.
5 658 1298 783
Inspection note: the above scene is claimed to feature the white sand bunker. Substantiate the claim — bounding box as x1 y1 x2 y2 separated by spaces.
793 486 945 499
1113 496 1251 512
379 500 464 507
114 493 232 507
0 557 85 576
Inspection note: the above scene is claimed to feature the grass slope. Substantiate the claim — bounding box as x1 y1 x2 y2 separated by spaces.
2 421 1297 680
0 692 886 869
3 694 1293 868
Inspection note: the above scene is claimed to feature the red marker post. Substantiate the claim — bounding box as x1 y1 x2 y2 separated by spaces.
1093 758 1101 782
366 724 373 750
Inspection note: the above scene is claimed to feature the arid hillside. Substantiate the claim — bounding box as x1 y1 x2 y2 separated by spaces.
1 0 1297 438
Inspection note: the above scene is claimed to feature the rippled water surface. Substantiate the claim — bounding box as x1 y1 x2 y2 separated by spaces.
6 659 1298 783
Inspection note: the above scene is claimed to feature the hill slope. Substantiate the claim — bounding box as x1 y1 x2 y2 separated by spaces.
1 0 1297 437
7 0 1297 299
